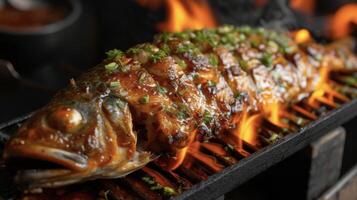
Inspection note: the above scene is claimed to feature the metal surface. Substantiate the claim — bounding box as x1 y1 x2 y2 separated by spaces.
1 100 357 200
175 99 357 200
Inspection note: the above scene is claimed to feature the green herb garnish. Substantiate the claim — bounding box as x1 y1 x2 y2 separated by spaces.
343 76 357 86
218 25 234 34
106 49 124 59
177 59 187 69
203 110 213 124
142 176 155 185
256 27 265 35
194 29 219 47
261 53 273 67
234 93 245 101
176 42 196 54
163 187 176 196
139 95 150 104
239 60 248 71
105 62 119 71
138 73 147 85
174 31 190 40
109 81 121 88
159 32 171 43
267 40 279 52
150 49 167 63
207 80 216 87
208 54 219 67
238 33 246 41
142 176 177 197
283 46 296 54
157 85 168 94
251 40 259 48
240 26 252 34
115 99 127 109
161 44 171 54
176 104 189 120
127 47 142 54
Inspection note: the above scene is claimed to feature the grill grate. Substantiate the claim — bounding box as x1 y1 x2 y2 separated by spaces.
1 83 357 199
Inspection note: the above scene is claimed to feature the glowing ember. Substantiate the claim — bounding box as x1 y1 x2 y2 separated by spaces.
294 29 312 44
330 3 357 39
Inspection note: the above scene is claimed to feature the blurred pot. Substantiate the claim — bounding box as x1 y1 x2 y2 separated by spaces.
0 0 93 74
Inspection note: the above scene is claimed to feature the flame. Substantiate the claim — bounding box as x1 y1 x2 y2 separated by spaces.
138 0 216 32
231 110 262 148
294 29 312 44
330 3 357 39
263 102 290 128
308 67 349 108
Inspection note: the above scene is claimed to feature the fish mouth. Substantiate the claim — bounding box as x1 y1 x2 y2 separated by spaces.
4 144 88 172
5 147 153 189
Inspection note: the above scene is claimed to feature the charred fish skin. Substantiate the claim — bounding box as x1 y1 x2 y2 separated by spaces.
3 25 357 188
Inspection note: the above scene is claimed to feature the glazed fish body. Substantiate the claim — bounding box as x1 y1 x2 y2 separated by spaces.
3 26 357 188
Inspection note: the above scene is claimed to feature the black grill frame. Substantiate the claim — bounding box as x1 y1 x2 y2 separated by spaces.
1 100 357 200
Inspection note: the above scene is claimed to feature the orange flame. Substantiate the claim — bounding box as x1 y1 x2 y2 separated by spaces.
293 29 312 44
137 0 217 32
159 0 217 32
308 67 349 108
263 102 290 128
231 110 262 148
330 3 357 39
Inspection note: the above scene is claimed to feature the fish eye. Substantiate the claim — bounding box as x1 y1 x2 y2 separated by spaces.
47 107 83 133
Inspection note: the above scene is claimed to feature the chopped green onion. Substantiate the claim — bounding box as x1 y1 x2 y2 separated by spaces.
208 54 219 67
239 34 246 41
343 77 357 85
142 176 155 185
127 47 142 54
177 59 187 69
239 60 248 71
163 187 176 197
240 26 252 34
138 73 146 85
157 85 168 94
150 49 167 63
256 27 265 35
159 32 171 43
203 110 213 125
251 40 259 48
192 73 199 79
109 81 121 88
174 32 190 40
105 62 119 71
115 99 127 109
139 95 150 104
207 80 216 87
261 53 273 67
106 49 124 59
284 46 296 54
176 42 196 54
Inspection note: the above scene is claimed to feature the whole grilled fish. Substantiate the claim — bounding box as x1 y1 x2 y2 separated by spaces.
3 25 357 189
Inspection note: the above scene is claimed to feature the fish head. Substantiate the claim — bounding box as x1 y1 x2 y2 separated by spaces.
3 88 152 188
